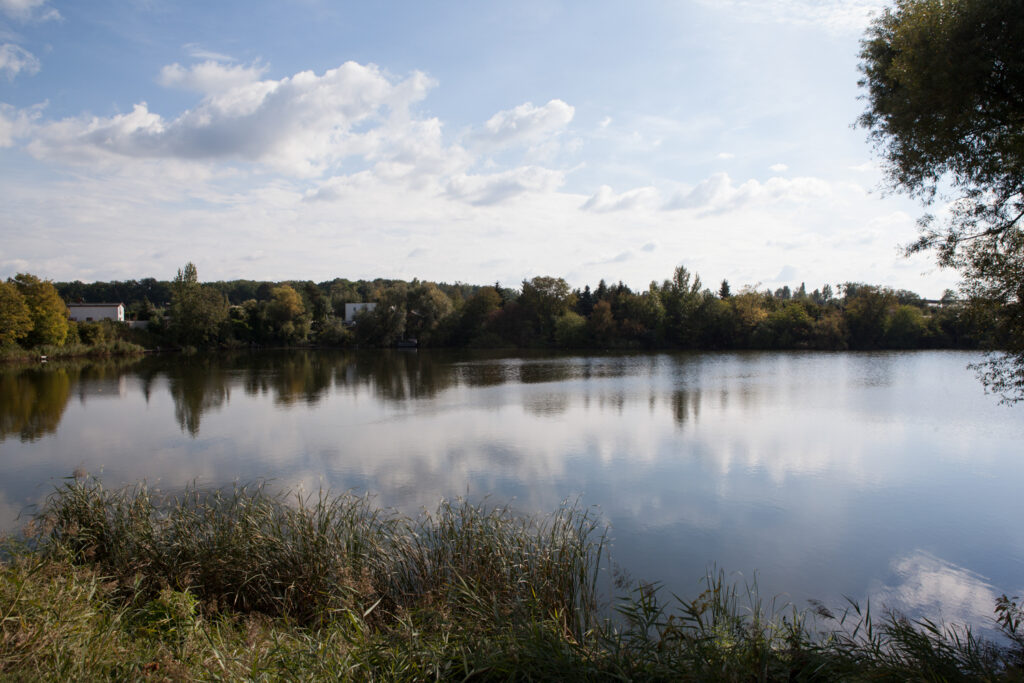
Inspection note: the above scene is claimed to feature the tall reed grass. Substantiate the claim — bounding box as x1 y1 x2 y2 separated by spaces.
2 476 1021 680
31 478 603 635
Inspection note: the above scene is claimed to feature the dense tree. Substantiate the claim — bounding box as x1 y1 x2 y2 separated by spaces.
859 0 1024 398
451 287 502 346
554 311 588 348
0 281 33 348
518 276 574 345
844 285 897 349
355 285 408 347
588 300 615 346
660 266 705 347
885 304 929 348
11 273 68 347
169 263 229 347
768 303 814 349
405 282 454 343
35 266 1003 354
266 285 309 344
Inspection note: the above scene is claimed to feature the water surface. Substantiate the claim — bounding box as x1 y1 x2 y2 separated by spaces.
2 349 1021 632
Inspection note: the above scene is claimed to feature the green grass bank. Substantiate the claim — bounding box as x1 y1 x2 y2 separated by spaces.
1 478 1022 680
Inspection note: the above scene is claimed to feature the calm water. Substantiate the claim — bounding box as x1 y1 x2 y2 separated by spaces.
2 350 1022 631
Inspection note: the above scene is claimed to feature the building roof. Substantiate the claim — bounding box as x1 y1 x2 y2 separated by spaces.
67 302 124 307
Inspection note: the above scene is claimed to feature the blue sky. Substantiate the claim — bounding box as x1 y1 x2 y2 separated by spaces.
0 0 958 296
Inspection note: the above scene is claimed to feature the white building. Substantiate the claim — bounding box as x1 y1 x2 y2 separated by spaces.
67 303 125 322
344 302 377 323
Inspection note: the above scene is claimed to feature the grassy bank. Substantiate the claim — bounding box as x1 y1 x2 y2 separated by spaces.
0 340 147 364
2 479 1022 680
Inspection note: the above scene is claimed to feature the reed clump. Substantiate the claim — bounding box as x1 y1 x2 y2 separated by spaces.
28 477 603 635
2 477 1022 680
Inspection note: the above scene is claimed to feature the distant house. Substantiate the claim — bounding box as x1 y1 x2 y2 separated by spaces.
344 302 377 323
68 303 125 322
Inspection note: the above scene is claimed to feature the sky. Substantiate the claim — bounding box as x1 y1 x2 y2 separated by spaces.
0 0 960 296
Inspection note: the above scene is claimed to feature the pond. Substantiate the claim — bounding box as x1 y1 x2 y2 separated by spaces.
1 349 1022 633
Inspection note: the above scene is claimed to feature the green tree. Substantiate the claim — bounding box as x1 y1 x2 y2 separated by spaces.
660 266 705 347
588 300 615 346
844 285 897 349
11 273 68 347
405 282 454 343
518 276 574 345
858 0 1024 397
553 311 588 348
885 304 929 348
0 281 32 347
768 302 814 348
266 285 309 344
454 287 502 345
169 263 228 347
355 285 407 347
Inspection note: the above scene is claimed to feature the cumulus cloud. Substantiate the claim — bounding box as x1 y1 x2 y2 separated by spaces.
445 165 564 205
0 0 59 21
581 184 658 213
25 61 439 176
769 163 788 172
0 43 38 79
664 172 733 210
158 60 268 95
716 152 735 160
664 172 831 213
475 99 574 150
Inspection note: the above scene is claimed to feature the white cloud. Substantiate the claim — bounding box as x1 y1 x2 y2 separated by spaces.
0 102 39 146
700 0 886 33
581 184 659 213
25 61 439 176
445 165 564 205
664 172 831 213
0 43 39 79
870 551 1010 633
664 172 733 210
0 0 58 21
716 152 735 160
769 163 788 172
475 99 574 150
182 44 236 62
158 60 268 95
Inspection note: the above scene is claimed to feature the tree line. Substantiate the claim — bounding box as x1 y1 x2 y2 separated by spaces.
0 263 997 353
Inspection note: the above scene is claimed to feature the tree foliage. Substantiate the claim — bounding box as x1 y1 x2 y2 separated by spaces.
169 263 229 347
0 281 33 347
858 0 1024 398
10 273 69 347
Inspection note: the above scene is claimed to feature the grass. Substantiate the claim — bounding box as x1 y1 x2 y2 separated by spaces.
2 477 1022 680
1 340 147 363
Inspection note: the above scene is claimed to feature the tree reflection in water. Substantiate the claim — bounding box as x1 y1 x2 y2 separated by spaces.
0 360 138 442
0 368 72 442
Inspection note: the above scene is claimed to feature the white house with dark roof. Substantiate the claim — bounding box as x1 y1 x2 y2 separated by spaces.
67 303 125 322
